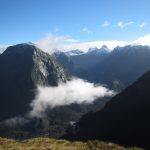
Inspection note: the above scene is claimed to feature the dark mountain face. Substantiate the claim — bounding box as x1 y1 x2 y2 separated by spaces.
0 44 70 121
75 71 150 149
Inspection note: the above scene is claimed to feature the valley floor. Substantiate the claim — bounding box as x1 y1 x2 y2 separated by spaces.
0 137 143 150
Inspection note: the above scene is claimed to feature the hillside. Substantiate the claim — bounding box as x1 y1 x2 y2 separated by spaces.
0 137 143 150
75 71 150 149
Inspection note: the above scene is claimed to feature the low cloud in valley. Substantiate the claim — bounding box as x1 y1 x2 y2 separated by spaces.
29 78 114 118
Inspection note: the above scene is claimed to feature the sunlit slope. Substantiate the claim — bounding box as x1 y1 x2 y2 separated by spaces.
0 137 143 150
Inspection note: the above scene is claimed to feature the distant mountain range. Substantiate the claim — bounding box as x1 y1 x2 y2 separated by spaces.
55 45 150 90
53 46 109 78
1 42 150 149
74 71 150 149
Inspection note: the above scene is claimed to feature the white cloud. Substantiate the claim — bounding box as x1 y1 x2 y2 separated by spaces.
35 34 79 54
29 78 114 118
82 27 93 34
35 33 150 53
117 21 134 29
1 117 29 127
139 22 147 28
0 45 8 53
102 20 110 27
35 34 127 53
130 34 150 46
65 39 79 43
62 40 127 52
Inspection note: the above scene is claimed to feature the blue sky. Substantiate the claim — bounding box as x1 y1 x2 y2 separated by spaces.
0 0 150 45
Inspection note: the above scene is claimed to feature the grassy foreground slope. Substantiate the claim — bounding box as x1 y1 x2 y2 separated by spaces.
0 138 143 150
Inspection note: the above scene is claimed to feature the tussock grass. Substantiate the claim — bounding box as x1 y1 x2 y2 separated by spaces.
0 137 143 150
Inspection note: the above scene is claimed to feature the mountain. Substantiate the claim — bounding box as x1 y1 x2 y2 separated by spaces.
0 43 111 139
53 50 75 74
68 46 109 70
75 71 150 149
86 45 150 89
0 43 70 121
87 45 109 55
54 46 110 77
55 45 150 91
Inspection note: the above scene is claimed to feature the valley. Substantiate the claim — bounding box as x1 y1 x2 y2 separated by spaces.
1 1 150 149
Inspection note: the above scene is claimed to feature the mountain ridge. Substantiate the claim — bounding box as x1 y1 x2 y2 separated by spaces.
0 43 71 121
55 45 150 90
75 70 150 149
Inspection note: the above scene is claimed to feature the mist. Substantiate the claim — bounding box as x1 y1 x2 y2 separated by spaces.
0 117 29 127
29 78 114 118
